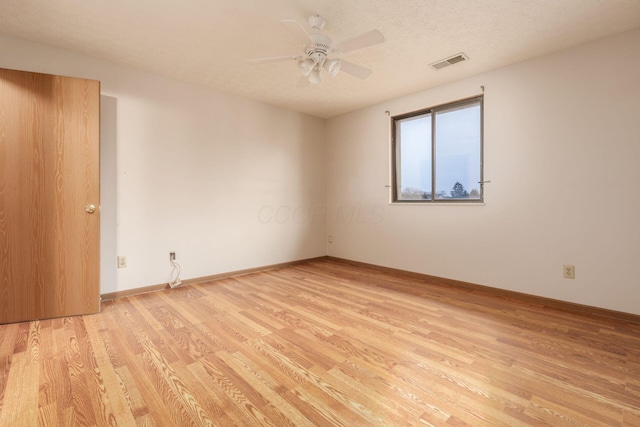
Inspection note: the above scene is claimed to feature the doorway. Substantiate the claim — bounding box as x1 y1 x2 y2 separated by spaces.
0 68 101 323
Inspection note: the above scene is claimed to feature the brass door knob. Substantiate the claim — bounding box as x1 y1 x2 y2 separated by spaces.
85 204 96 214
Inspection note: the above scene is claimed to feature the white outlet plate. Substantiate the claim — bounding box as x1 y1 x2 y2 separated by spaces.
563 264 575 279
117 256 127 268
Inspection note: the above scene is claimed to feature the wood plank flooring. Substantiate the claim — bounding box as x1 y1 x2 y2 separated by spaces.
1 258 639 426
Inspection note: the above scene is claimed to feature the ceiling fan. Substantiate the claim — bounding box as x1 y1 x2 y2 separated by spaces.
248 15 385 86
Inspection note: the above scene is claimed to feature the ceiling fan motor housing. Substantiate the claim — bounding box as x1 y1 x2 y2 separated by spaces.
307 34 333 65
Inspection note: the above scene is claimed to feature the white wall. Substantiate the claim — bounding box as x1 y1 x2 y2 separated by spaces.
326 28 640 315
3 27 639 315
0 34 326 294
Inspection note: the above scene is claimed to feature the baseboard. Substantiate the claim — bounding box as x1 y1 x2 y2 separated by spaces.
100 256 329 301
326 256 640 325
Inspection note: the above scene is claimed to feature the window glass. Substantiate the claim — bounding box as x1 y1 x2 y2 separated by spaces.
434 102 481 200
397 115 431 200
392 96 483 203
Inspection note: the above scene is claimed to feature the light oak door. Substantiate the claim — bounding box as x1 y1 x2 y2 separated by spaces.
0 68 100 323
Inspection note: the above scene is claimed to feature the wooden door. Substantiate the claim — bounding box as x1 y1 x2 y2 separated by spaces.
0 68 100 323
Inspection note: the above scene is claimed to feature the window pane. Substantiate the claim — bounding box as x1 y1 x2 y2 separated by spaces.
397 115 431 200
434 102 481 200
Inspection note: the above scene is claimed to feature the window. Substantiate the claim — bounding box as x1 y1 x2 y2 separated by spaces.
392 96 483 203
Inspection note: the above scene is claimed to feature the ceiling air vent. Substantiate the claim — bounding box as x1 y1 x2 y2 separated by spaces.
431 53 469 70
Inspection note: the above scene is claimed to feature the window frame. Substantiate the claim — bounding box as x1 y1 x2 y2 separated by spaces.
391 95 484 204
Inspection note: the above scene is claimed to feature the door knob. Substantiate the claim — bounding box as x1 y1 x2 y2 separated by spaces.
85 204 96 214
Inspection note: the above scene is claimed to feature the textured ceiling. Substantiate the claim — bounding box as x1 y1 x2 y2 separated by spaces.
1 0 639 118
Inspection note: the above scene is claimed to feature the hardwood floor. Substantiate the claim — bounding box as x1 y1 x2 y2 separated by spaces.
1 258 639 426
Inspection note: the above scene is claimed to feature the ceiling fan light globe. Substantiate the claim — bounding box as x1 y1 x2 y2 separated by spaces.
298 58 315 77
309 67 323 84
324 58 342 77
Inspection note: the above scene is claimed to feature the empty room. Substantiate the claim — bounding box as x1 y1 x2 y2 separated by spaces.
1 0 639 425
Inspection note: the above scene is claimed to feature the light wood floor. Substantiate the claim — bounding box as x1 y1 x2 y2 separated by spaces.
1 259 639 426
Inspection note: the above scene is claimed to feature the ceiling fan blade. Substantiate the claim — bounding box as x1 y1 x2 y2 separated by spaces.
247 55 299 64
296 75 310 88
281 19 314 45
335 29 385 53
339 60 373 79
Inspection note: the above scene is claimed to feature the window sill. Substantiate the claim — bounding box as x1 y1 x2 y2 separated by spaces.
389 201 485 206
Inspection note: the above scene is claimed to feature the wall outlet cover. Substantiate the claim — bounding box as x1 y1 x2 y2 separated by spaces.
117 256 127 268
563 264 575 279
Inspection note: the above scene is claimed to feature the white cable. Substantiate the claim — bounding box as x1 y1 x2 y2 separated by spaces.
169 256 182 288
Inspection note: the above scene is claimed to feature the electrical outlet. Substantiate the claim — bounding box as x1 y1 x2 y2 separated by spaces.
328 235 333 243
117 256 127 268
170 252 176 261
563 264 575 279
